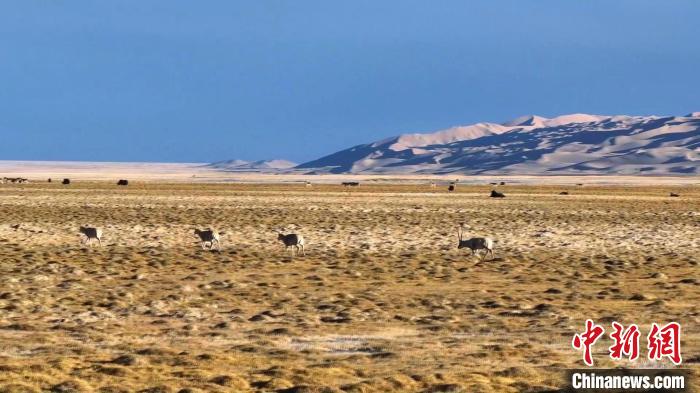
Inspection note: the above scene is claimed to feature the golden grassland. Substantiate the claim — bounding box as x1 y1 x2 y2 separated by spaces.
0 182 698 392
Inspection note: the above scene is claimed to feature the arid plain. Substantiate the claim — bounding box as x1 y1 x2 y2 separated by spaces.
0 181 698 393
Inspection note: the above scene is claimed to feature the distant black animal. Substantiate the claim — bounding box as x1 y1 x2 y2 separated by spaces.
669 192 680 197
342 182 360 187
576 183 584 186
559 191 569 195
499 182 506 186
448 183 455 192
62 178 70 185
47 178 52 183
3 177 27 183
489 182 497 185
490 190 505 198
117 179 129 186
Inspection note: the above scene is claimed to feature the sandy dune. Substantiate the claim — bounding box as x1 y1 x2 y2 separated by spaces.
0 182 698 392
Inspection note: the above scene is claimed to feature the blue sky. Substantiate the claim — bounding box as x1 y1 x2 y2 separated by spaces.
1 1 698 163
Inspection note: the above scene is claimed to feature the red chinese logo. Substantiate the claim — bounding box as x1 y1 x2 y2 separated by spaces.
647 322 682 365
572 320 681 366
609 322 640 361
572 319 605 366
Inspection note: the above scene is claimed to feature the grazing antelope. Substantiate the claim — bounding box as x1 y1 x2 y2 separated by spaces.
305 181 312 187
79 226 102 247
277 231 305 256
194 228 221 250
457 225 494 260
430 182 437 189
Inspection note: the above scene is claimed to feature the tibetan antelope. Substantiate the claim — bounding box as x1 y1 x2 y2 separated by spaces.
79 226 103 247
457 225 494 260
277 231 305 256
194 228 221 250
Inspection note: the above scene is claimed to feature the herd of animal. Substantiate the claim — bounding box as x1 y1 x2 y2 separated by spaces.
1 178 129 186
4 179 685 261
1 177 29 184
74 224 491 258
2 178 682 199
75 225 314 257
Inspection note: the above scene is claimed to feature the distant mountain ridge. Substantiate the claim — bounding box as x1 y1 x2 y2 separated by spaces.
294 113 700 175
208 159 297 171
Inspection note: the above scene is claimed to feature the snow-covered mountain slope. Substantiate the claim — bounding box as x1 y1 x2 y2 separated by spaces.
208 159 297 171
296 113 700 175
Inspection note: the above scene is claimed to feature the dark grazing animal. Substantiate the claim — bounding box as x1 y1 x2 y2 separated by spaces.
669 192 680 197
3 177 27 183
62 178 71 185
457 225 494 260
79 226 102 246
48 178 52 183
342 182 360 187
117 179 129 186
277 232 305 256
490 190 505 198
559 191 569 195
194 228 221 250
499 181 506 185
448 182 455 192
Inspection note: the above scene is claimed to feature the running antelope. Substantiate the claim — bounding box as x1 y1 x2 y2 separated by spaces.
79 226 103 247
277 231 305 256
457 225 494 260
194 228 221 250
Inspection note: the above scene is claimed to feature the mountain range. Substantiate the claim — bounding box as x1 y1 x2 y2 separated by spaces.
292 112 700 175
208 159 297 171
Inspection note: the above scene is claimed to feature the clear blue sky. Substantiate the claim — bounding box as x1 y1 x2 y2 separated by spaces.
1 1 698 163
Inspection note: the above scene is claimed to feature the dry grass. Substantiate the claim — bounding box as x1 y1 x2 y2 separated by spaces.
0 181 698 392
